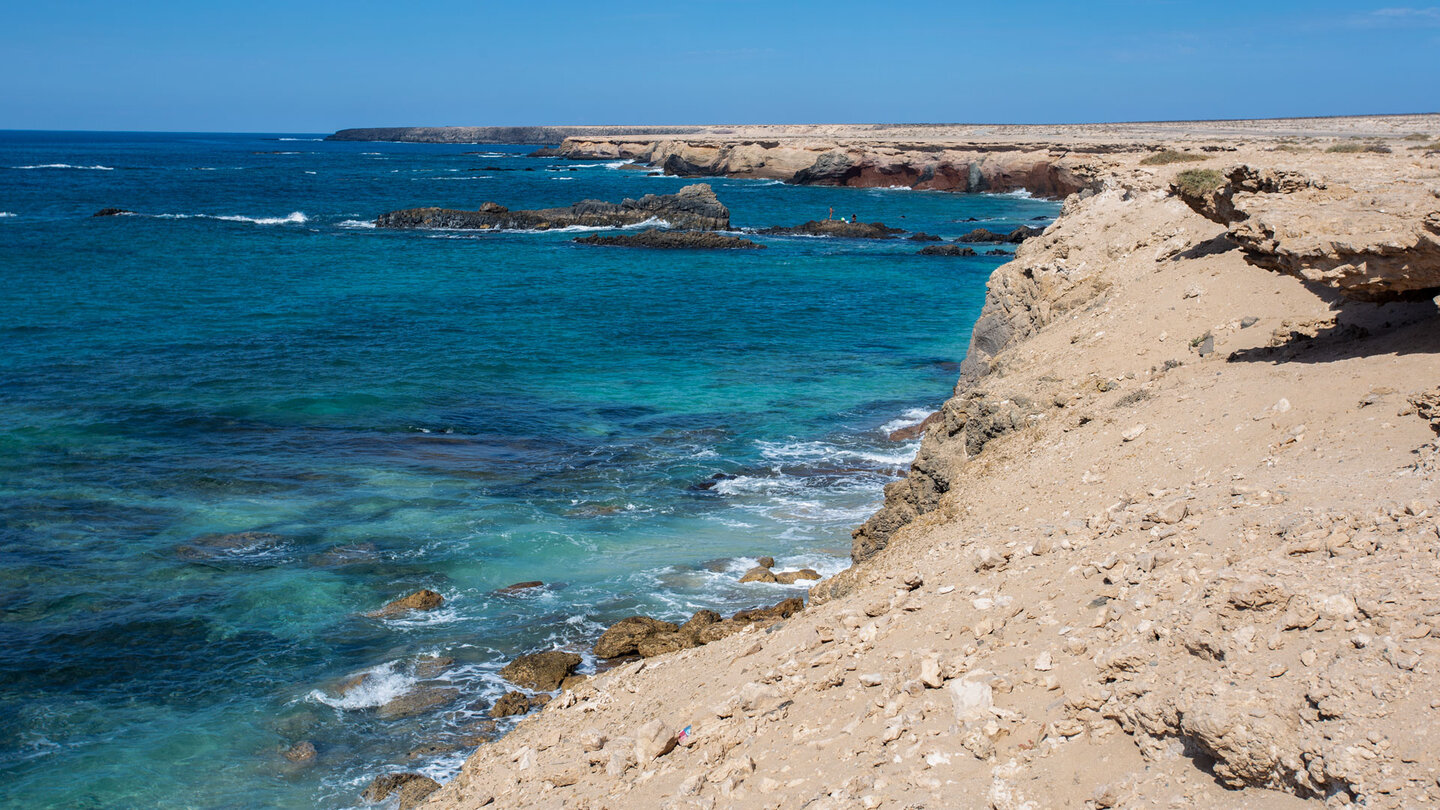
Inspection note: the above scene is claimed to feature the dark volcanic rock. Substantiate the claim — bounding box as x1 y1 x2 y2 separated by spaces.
908 232 944 242
573 229 763 249
759 220 905 239
919 244 977 256
92 207 133 217
376 183 730 231
957 226 1042 244
499 650 582 691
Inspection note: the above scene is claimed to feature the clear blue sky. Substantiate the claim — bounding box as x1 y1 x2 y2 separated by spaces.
2 0 1436 132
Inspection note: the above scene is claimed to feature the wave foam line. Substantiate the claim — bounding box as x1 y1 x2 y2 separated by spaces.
152 211 309 225
0 212 15 218
11 163 114 171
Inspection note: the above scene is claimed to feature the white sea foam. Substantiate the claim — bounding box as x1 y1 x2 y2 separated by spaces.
307 662 417 710
499 216 672 235
427 175 493 181
879 407 935 435
338 219 377 229
550 176 575 181
991 189 1034 199
304 171 317 175
153 211 309 225
12 163 114 171
0 212 15 218
277 137 322 141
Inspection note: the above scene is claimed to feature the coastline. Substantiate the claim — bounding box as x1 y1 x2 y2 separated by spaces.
396 116 1440 809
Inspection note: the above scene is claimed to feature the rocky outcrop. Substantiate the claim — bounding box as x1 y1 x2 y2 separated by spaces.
956 225 1043 244
360 772 440 808
1173 165 1440 302
367 589 444 618
92 207 133 217
573 229 763 249
593 598 804 660
759 220 904 238
376 184 729 231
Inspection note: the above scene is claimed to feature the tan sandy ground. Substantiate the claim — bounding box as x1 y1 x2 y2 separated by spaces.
390 118 1440 810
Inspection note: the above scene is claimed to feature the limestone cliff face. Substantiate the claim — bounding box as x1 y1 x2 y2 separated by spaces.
557 138 1105 197
834 188 1124 580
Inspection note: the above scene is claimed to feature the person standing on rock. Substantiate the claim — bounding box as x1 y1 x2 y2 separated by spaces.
851 213 857 223
828 206 834 220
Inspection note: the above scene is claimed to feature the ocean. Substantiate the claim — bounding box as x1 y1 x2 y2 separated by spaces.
0 131 1059 808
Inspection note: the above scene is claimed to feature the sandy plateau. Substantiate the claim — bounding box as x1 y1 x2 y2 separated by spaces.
367 116 1440 809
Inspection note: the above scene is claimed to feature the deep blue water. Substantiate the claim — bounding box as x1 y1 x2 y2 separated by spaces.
0 131 1058 808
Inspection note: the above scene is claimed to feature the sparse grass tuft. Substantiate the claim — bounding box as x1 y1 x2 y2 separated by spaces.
1403 132 1432 141
1326 142 1391 154
1173 168 1224 197
1140 150 1207 166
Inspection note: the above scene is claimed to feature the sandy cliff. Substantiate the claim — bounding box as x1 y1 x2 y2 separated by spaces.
396 118 1440 810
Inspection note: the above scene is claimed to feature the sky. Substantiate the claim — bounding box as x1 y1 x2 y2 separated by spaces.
0 0 1436 133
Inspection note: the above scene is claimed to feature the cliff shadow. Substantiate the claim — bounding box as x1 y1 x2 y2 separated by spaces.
1227 298 1440 365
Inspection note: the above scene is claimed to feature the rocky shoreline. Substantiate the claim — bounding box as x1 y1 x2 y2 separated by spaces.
389 115 1440 810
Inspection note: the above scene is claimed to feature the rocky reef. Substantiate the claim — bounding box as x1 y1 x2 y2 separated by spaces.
758 219 905 239
573 229 762 249
375 183 730 231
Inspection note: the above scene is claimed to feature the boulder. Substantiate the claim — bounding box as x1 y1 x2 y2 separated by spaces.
412 656 454 679
573 229 763 249
637 632 696 658
738 565 778 583
368 589 444 618
92 207 133 217
756 556 775 569
773 568 822 584
696 620 746 644
377 183 730 231
499 650 582 691
360 772 441 809
908 232 944 241
733 597 804 624
677 609 722 641
496 580 544 595
594 616 679 659
489 690 532 718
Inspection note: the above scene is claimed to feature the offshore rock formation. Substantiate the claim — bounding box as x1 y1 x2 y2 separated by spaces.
556 138 1103 197
1173 164 1440 302
573 229 762 249
375 184 729 231
758 219 905 239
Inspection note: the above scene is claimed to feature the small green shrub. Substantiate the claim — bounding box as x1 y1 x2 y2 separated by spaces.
1173 168 1224 197
1402 132 1432 141
1140 150 1207 166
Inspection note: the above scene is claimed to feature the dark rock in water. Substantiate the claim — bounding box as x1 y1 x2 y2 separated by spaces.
368 588 444 618
908 232 944 242
595 616 679 659
574 229 763 249
489 690 532 718
1032 215 1049 220
756 556 775 569
528 146 561 157
956 228 1005 243
919 244 977 256
282 740 317 763
496 580 545 595
1006 225 1043 242
306 542 377 568
377 685 460 718
92 207 133 217
689 473 737 492
760 220 904 239
360 772 441 809
174 531 286 562
499 650 582 691
376 183 730 231
889 410 941 441
985 248 1010 256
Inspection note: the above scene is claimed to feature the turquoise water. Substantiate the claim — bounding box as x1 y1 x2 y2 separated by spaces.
0 131 1058 808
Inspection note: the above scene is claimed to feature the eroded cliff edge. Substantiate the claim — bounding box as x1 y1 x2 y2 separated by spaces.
408 125 1440 810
